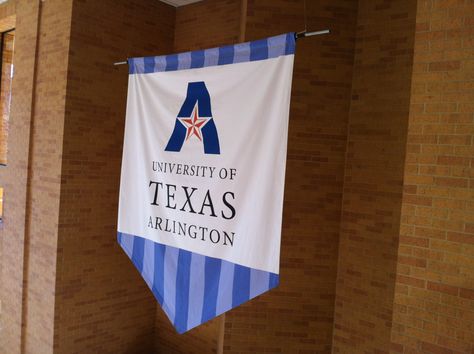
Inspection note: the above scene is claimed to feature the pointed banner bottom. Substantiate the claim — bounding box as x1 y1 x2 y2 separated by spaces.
118 232 279 333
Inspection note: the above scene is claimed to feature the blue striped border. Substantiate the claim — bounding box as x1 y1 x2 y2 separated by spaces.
129 32 295 75
117 232 279 333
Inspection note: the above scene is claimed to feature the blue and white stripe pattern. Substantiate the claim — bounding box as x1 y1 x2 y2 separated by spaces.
121 33 294 333
118 232 279 333
128 32 295 75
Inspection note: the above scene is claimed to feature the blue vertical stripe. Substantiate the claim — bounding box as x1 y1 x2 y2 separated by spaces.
218 44 234 65
128 58 137 74
153 242 166 305
144 56 155 74
128 58 135 74
216 261 235 315
163 246 179 321
131 57 145 75
191 50 205 68
233 42 251 64
204 47 219 67
174 249 192 333
285 32 296 55
155 56 167 72
177 52 192 70
250 268 270 299
268 34 286 58
165 54 179 71
187 253 206 331
269 273 279 289
232 264 250 307
250 38 269 61
131 236 145 273
142 239 155 289
201 257 222 323
119 232 134 259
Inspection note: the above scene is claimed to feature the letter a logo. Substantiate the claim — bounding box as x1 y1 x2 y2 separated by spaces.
165 81 220 154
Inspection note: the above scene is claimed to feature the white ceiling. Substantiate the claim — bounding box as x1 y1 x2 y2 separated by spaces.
0 0 200 7
160 0 203 7
0 0 201 8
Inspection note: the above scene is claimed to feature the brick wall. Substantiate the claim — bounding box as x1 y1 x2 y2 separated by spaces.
173 0 240 53
21 0 73 352
0 1 15 346
390 1 474 353
53 0 175 353
0 30 14 165
0 0 42 353
332 1 417 353
2 0 473 353
222 0 358 353
1 0 74 353
155 310 222 354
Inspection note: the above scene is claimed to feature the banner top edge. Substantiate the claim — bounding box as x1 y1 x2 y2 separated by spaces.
128 32 295 75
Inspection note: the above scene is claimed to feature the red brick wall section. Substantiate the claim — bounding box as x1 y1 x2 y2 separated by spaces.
0 2 15 348
390 1 474 353
173 0 240 53
0 1 41 353
21 0 73 353
332 1 417 353
53 0 175 353
0 6 16 273
223 1 357 353
154 310 222 354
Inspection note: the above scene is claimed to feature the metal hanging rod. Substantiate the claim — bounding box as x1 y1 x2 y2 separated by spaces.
113 29 330 66
295 29 330 39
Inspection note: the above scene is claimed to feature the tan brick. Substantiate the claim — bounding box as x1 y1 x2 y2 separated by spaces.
400 235 429 247
404 195 433 206
460 288 474 300
429 60 461 71
421 341 455 354
397 275 426 288
437 155 470 166
415 226 446 239
447 231 474 245
434 177 468 188
399 255 427 268
427 281 459 296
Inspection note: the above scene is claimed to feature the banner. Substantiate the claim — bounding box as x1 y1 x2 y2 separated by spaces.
118 33 295 333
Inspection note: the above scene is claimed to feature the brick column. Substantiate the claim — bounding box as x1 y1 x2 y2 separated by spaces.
0 1 41 353
391 1 474 352
332 1 417 352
